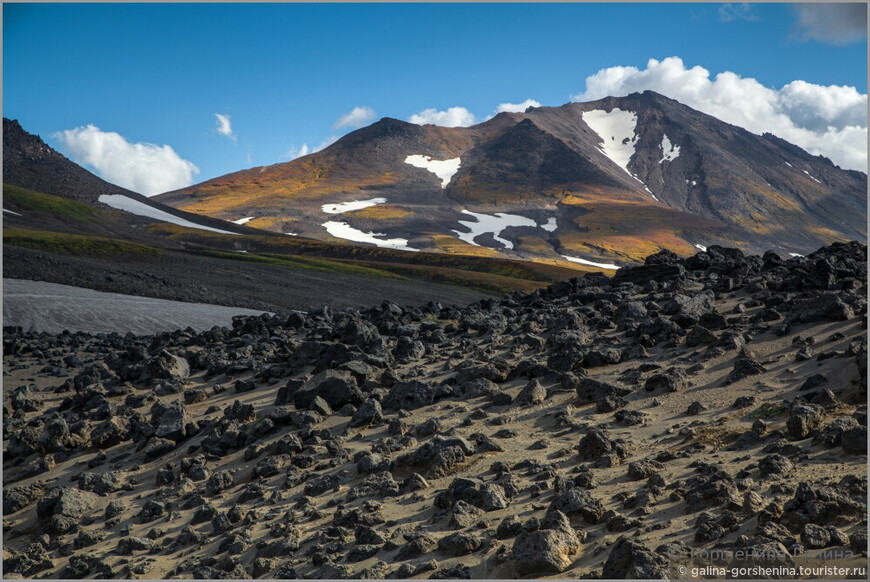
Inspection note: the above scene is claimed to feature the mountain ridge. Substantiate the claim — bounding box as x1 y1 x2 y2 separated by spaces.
155 91 866 263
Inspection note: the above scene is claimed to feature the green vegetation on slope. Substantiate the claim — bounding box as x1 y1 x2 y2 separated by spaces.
3 184 97 222
3 228 164 257
199 250 405 280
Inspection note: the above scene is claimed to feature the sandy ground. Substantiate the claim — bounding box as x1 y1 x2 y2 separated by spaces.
2 279 270 335
2 286 867 579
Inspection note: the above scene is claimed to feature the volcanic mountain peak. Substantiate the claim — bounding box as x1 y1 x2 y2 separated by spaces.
154 94 868 263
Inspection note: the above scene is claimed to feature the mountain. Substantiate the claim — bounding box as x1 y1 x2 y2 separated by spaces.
156 91 867 264
2 118 580 310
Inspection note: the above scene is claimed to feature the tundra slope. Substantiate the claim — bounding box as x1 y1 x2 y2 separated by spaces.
3 242 867 579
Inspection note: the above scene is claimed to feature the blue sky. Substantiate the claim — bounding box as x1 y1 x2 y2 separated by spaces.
4 3 867 194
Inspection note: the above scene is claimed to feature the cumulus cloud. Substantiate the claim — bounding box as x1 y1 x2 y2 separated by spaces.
718 3 758 23
215 113 235 141
573 56 867 171
333 106 376 130
792 3 867 44
495 99 542 114
53 125 200 196
408 107 476 127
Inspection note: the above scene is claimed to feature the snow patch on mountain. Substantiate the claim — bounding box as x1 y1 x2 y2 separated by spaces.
561 255 620 269
323 221 418 252
404 155 461 188
3 208 22 216
233 216 255 224
98 194 239 235
540 217 558 232
582 109 656 198
454 210 539 250
322 198 387 214
660 134 680 163
582 108 639 175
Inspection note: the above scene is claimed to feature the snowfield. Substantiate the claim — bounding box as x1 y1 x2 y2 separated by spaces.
323 221 418 252
453 211 559 250
582 108 639 176
454 211 538 250
540 217 558 232
660 134 680 163
98 194 239 235
582 109 656 198
321 198 387 214
3 278 268 335
404 155 461 188
560 255 620 269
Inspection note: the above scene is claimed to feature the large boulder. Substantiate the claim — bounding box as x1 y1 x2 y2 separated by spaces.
513 510 582 576
292 370 364 410
144 350 190 381
602 537 669 579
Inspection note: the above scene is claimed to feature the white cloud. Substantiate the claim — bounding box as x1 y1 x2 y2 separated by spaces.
333 106 376 130
408 107 476 127
53 125 200 196
286 144 311 160
718 3 758 23
573 56 867 172
215 113 235 141
792 3 867 44
495 99 542 114
285 135 340 160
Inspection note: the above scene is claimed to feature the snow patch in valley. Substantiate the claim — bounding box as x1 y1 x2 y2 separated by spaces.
561 255 620 270
322 198 387 214
98 195 239 235
3 208 22 216
323 221 418 252
454 210 538 250
660 134 680 163
695 243 707 252
233 216 255 225
540 217 558 232
404 155 461 188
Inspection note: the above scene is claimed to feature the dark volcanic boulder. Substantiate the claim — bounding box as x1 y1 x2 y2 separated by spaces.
787 403 825 440
383 380 437 411
611 263 687 286
4 481 45 514
292 370 364 410
644 367 687 393
549 488 605 524
144 349 190 381
153 400 189 442
513 511 581 576
90 417 129 448
602 537 669 579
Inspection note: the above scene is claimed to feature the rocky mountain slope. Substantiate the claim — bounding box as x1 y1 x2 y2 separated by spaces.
156 92 867 265
3 241 866 579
